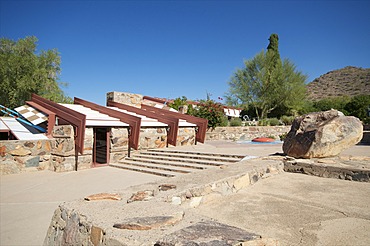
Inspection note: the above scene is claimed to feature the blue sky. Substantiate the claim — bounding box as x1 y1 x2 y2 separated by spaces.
1 0 369 105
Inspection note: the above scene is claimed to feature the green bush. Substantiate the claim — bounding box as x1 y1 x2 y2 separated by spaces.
312 96 351 114
344 95 370 124
229 117 242 126
191 99 225 130
220 116 229 127
268 118 281 126
280 115 295 125
258 119 268 126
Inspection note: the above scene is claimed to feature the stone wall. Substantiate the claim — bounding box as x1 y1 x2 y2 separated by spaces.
106 91 143 108
206 126 291 141
50 125 93 172
0 139 52 175
43 158 284 245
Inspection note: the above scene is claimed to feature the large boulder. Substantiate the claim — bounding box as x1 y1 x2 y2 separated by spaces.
283 110 363 158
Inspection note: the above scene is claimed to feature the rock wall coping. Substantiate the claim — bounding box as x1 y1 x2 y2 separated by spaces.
43 157 284 245
206 126 291 141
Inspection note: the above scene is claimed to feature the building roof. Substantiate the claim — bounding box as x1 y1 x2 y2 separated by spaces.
60 104 129 127
108 107 167 127
14 105 48 125
0 117 48 140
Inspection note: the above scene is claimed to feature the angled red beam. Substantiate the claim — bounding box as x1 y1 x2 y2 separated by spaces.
107 100 179 146
141 104 208 143
31 94 86 154
143 96 170 104
74 97 141 150
26 101 56 137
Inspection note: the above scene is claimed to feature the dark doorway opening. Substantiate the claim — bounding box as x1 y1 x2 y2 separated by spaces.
93 128 110 165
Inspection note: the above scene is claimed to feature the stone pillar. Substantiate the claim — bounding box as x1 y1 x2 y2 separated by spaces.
106 91 143 108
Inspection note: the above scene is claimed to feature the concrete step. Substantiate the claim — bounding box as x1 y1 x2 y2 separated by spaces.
142 149 244 162
109 163 176 177
129 154 226 167
114 160 192 175
110 148 244 177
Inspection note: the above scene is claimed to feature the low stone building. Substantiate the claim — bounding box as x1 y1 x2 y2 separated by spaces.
1 92 207 174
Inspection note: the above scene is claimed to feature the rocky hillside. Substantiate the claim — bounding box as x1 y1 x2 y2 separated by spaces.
306 66 370 101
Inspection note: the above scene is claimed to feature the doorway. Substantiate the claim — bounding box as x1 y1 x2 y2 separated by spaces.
93 127 110 165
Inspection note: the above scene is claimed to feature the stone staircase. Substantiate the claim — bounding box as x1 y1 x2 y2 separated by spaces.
110 149 245 177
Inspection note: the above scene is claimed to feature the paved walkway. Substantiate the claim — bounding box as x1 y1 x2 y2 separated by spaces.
0 167 163 246
0 141 369 245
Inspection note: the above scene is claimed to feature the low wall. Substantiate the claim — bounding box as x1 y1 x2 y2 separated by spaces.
0 139 52 175
206 126 291 141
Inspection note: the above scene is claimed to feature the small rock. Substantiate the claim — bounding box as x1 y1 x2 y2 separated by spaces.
233 174 251 192
159 184 176 191
127 190 154 203
317 159 337 164
185 190 192 199
24 141 35 148
9 147 31 156
171 196 182 205
85 193 122 201
189 197 203 208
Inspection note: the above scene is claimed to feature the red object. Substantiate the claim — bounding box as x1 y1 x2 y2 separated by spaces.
252 137 275 142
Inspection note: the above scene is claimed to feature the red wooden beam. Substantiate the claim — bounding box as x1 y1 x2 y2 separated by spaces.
107 100 179 146
74 97 141 150
31 94 86 154
141 104 208 143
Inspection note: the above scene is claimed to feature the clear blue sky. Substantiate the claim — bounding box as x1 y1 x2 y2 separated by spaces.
1 0 369 105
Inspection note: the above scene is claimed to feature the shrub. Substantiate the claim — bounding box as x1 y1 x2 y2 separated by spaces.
220 116 229 127
345 95 370 124
312 96 351 114
191 99 225 130
229 117 242 126
258 119 268 126
268 118 281 126
280 115 295 125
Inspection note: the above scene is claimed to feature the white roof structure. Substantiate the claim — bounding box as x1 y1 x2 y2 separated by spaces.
60 104 129 127
224 108 241 118
108 107 167 127
60 104 196 128
0 118 9 131
0 117 48 140
14 105 48 125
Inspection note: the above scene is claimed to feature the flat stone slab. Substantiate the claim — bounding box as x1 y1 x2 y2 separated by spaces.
127 190 154 203
84 193 122 201
155 220 261 245
113 212 184 230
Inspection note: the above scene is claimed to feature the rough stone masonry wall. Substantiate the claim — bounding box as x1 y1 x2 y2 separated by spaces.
206 126 291 141
50 125 93 172
0 139 52 175
106 91 143 108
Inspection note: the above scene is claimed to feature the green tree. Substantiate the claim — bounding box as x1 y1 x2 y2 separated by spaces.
225 34 307 119
345 95 370 124
168 96 194 115
0 36 72 109
313 96 351 114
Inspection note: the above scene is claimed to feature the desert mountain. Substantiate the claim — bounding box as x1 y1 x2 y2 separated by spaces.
306 66 370 101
